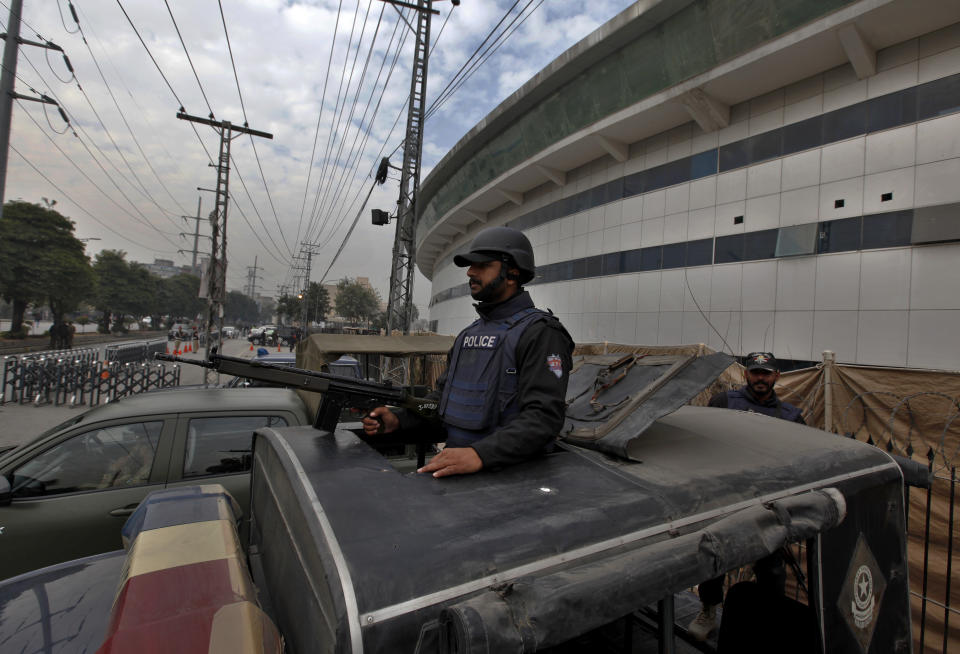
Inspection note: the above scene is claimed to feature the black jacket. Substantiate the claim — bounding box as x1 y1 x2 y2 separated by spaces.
400 290 574 469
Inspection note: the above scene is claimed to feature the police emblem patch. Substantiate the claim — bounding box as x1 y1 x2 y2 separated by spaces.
546 354 563 379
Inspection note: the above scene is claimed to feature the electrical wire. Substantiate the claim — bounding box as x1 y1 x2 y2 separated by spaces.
164 0 214 118
217 0 291 257
10 144 171 254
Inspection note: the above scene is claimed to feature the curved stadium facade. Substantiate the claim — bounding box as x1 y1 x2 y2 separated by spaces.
418 0 960 370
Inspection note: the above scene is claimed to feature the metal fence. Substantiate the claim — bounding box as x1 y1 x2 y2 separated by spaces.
1 340 180 407
777 358 960 654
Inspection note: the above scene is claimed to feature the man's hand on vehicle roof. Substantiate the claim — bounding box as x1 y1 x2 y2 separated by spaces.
418 447 482 478
362 406 399 435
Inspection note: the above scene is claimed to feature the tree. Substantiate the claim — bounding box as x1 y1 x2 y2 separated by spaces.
158 273 204 327
0 201 93 336
275 293 300 325
335 278 381 325
303 282 330 325
92 250 142 333
224 290 260 324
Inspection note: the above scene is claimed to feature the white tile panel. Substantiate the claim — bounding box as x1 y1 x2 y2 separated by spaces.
780 186 820 227
863 168 915 213
856 310 909 367
784 94 823 125
624 152 647 176
688 207 716 240
582 312 600 342
604 202 623 229
547 240 560 264
860 249 911 310
750 89 785 116
877 38 919 70
814 253 860 311
667 136 693 162
915 159 960 207
533 244 548 265
782 150 822 192
642 189 666 218
820 138 866 184
747 160 782 198
641 216 665 247
665 183 690 215
597 312 616 342
548 219 562 243
622 195 644 223
557 237 573 262
689 177 717 210
716 169 747 204
572 234 588 259
637 272 662 312
657 311 683 345
812 311 859 363
683 267 712 313
741 261 779 311
573 212 589 236
583 278 601 313
559 215 575 239
865 125 917 174
707 311 742 354
660 269 685 312
776 257 817 311
691 129 719 155
784 74 823 105
867 61 918 98
562 314 583 342
711 264 742 311
908 310 960 369
616 274 639 312
823 64 857 92
819 177 864 219
745 194 780 231
919 23 960 59
663 211 689 244
773 310 814 361
715 201 747 237
588 206 605 232
636 312 660 345
910 243 960 310
740 310 777 353
614 313 638 344
916 113 960 165
568 279 585 311
587 230 603 255
749 108 784 136
602 226 621 254
717 119 749 147
646 146 668 168
918 46 960 84
620 221 643 250
822 77 867 113
682 311 711 345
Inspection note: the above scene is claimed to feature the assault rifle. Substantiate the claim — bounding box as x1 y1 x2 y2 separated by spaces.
155 351 439 432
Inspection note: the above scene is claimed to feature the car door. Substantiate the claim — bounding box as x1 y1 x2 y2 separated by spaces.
165 412 296 515
0 417 174 580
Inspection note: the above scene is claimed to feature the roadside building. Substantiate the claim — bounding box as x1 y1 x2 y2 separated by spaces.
420 0 960 370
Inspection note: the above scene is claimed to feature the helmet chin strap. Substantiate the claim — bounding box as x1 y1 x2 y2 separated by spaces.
472 262 510 302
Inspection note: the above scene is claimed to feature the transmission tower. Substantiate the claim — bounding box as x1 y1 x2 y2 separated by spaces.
382 0 438 335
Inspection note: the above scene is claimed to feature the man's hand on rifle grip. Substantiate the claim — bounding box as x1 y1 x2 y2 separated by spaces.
362 406 399 435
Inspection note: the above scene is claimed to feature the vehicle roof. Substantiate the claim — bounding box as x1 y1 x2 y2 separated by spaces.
301 333 455 355
60 387 307 425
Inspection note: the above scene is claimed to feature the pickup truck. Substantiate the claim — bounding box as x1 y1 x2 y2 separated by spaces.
0 353 918 653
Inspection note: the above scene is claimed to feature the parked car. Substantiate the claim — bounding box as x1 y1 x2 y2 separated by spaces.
247 325 278 346
222 325 238 339
225 349 296 388
0 387 310 581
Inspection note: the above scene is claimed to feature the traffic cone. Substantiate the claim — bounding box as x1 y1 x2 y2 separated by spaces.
186 342 192 353
249 343 254 351
277 343 282 353
166 343 170 354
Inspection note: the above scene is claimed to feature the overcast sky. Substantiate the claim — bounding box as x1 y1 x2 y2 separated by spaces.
6 0 634 314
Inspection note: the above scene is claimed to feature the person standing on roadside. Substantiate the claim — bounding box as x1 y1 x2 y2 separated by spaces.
687 351 805 641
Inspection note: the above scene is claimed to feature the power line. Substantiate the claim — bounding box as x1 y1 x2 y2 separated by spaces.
10 143 171 253
217 0 291 257
164 0 213 117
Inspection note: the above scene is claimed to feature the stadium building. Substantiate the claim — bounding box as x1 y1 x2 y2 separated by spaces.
418 0 960 370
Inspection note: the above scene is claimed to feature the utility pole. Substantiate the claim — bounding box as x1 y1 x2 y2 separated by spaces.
292 242 320 333
246 255 262 298
380 0 438 335
177 111 272 381
0 0 71 218
177 196 204 274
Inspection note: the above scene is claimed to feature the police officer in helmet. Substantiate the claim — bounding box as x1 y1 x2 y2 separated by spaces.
363 226 574 477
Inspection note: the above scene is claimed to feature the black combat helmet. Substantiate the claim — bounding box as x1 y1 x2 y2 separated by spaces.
453 226 536 284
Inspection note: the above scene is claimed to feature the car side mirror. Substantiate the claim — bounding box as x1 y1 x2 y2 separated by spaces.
0 475 11 506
